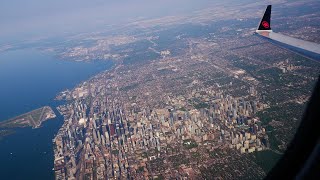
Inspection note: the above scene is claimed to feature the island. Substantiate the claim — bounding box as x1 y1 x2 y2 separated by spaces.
0 106 56 139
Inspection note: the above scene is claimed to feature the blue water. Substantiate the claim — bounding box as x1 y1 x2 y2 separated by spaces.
0 49 113 180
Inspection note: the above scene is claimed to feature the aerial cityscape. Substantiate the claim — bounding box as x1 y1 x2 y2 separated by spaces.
0 0 319 179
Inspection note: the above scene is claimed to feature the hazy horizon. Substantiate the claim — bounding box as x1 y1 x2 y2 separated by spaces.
1 0 217 44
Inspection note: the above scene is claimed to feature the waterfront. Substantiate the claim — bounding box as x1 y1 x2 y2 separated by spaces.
0 48 113 179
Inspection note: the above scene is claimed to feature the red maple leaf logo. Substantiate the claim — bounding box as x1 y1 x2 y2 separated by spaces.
262 21 270 29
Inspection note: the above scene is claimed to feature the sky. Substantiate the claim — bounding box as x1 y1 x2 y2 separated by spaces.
0 0 215 44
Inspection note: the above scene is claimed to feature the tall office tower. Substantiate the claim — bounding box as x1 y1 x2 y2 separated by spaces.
189 124 193 134
97 130 102 144
234 99 238 110
143 138 147 147
93 119 97 129
109 124 115 136
209 117 213 124
149 131 153 139
68 129 72 139
256 138 261 146
169 117 174 126
239 133 243 141
221 129 225 135
105 132 110 142
252 101 258 113
254 124 259 134
151 137 156 147
160 115 165 124
102 125 107 135
101 135 106 146
200 109 205 118
78 140 83 146
233 109 237 118
93 129 98 143
177 128 181 136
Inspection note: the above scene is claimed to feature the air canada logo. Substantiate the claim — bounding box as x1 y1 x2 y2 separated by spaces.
262 21 270 29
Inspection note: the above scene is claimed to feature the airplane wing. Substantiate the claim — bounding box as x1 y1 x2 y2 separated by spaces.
255 5 320 60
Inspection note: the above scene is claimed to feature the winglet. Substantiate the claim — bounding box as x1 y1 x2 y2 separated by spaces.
257 5 272 31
